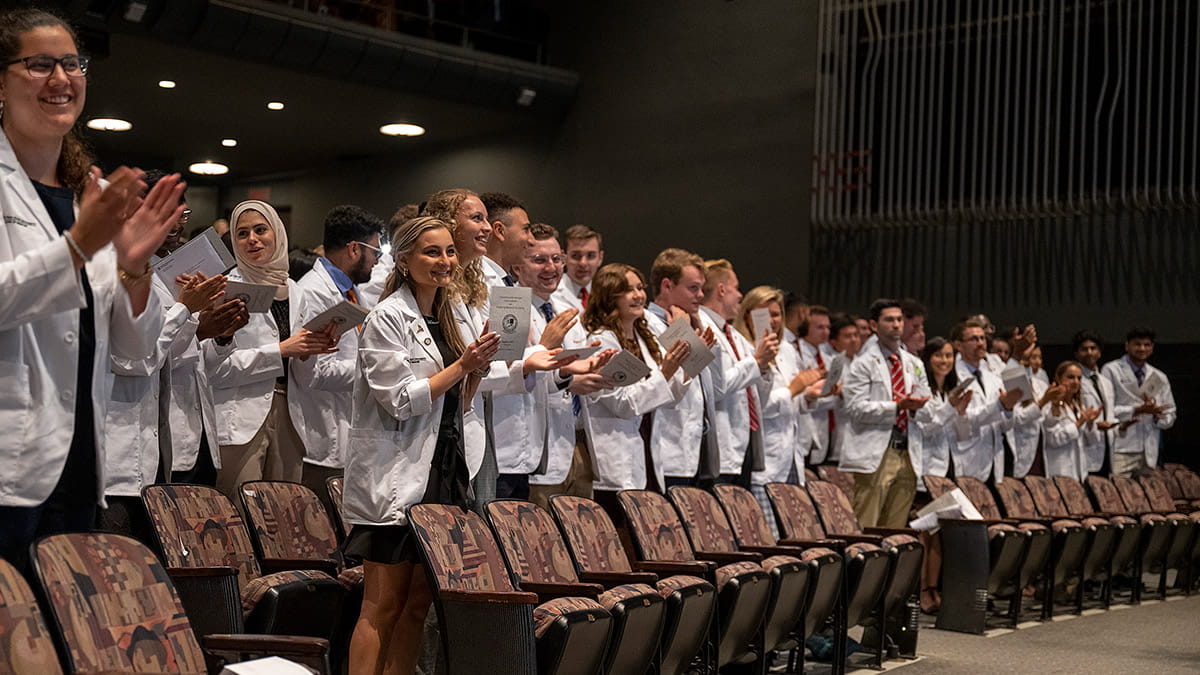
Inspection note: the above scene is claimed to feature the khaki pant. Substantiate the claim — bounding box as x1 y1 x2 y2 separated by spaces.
1111 452 1150 479
217 391 305 504
851 444 916 529
529 431 595 510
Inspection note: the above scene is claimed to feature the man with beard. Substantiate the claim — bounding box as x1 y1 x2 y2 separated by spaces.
294 205 385 518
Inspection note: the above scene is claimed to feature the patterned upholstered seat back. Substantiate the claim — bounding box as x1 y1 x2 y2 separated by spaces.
239 482 340 563
485 501 579 585
549 497 633 573
1150 468 1185 500
1138 476 1178 513
1112 477 1152 513
408 505 515 592
142 484 262 588
764 483 827 541
325 476 349 536
1053 476 1096 515
922 475 957 498
1086 476 1128 512
617 491 696 562
1023 477 1069 517
1174 469 1200 501
33 533 206 674
804 468 819 484
993 479 1039 519
816 465 856 501
0 558 63 675
806 481 863 536
713 485 776 547
667 487 739 553
955 477 1004 519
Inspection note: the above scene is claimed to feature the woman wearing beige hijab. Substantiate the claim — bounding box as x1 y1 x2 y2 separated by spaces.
204 200 337 498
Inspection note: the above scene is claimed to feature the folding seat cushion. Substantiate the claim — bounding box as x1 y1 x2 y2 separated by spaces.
1087 475 1173 575
0 558 64 674
486 500 664 675
549 496 714 675
32 533 209 674
922 474 957 498
1023 477 1116 588
1130 476 1197 572
804 468 820 485
1171 468 1200 502
816 465 857 502
409 504 612 675
142 484 345 638
618 490 771 669
764 482 828 542
1140 476 1200 518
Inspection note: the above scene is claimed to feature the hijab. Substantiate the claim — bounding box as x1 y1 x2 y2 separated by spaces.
230 200 290 300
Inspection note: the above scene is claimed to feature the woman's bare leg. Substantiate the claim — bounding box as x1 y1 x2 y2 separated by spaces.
350 561 413 675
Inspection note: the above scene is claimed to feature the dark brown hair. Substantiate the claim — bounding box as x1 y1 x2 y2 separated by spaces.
582 263 661 364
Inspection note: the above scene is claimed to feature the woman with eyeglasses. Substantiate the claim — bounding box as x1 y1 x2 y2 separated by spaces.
0 8 183 571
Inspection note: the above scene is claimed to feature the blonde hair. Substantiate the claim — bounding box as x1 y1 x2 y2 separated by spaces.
702 258 735 297
380 215 465 360
422 188 488 308
735 286 785 343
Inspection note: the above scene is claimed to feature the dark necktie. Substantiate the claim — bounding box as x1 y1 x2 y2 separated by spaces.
540 301 555 323
503 274 516 287
1091 373 1111 456
723 323 760 432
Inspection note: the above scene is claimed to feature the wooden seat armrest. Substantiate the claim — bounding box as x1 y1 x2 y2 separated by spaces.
167 566 238 579
864 526 919 538
695 550 761 564
778 538 846 549
259 558 340 576
739 544 806 557
438 589 539 604
520 581 604 600
202 633 330 655
578 570 660 585
832 534 884 545
634 560 714 576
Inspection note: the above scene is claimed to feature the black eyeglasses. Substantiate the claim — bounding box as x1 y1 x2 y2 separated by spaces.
1 54 89 78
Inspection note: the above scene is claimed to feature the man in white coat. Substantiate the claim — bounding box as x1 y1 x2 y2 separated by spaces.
552 225 604 312
840 300 930 528
293 205 384 518
951 318 1022 483
796 306 839 464
698 259 777 486
1073 330 1118 474
1101 326 1176 478
646 248 720 488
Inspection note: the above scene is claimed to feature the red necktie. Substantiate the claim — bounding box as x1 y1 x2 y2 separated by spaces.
889 353 908 432
346 288 362 332
579 286 589 308
724 323 760 432
814 348 834 433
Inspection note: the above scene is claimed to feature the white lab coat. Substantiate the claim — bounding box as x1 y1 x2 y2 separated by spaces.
1079 366 1116 473
166 291 221 474
346 286 484 526
797 339 838 463
204 272 305 446
104 276 196 497
527 295 588 486
1101 358 1177 468
1005 377 1047 479
839 340 932 474
0 132 162 507
552 276 589 314
645 304 717 480
951 358 1015 482
698 306 766 475
490 304 546 475
291 260 361 469
582 329 687 491
1041 402 1095 482
752 339 805 485
912 392 958 487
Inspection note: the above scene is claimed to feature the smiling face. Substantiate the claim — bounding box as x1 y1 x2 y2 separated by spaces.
929 341 955 379
515 237 563 299
565 237 603 286
402 227 457 290
955 326 988 365
0 25 86 147
830 322 861 357
1057 363 1083 396
234 210 276 264
1074 339 1101 370
451 195 491 262
615 270 647 325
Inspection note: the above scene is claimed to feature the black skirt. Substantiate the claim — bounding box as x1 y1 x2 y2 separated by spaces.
343 523 421 565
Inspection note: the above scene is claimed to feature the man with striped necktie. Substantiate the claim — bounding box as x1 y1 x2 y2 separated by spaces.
840 299 931 528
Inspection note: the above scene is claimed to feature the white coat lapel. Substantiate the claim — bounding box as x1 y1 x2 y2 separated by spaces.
408 316 444 366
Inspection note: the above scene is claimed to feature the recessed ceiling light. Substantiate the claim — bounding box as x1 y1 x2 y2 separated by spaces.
189 161 229 176
158 80 176 89
86 118 132 132
221 139 238 147
267 101 285 111
379 123 425 137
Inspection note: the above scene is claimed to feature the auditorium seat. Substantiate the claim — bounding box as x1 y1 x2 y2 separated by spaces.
1052 475 1142 606
806 480 922 659
1165 465 1200 509
712 483 842 654
618 489 771 671
31 532 331 674
1132 476 1197 594
804 468 820 485
1149 468 1195 512
550 495 716 675
408 504 612 675
0 557 63 674
764 481 890 664
1022 476 1117 611
325 475 350 539
922 475 1029 624
1086 475 1174 600
667 486 813 671
485 500 665 675
992 478 1088 618
141 484 345 641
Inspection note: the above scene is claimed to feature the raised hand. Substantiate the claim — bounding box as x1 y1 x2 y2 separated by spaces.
280 328 339 360
660 338 691 380
460 331 501 373
112 172 186 272
754 332 779 369
68 166 146 263
177 273 227 314
197 298 248 340
999 387 1024 410
539 308 579 349
951 388 973 415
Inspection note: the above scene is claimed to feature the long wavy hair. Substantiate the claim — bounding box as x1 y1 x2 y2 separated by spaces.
0 8 93 196
380 215 465 361
582 263 661 363
422 188 488 308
